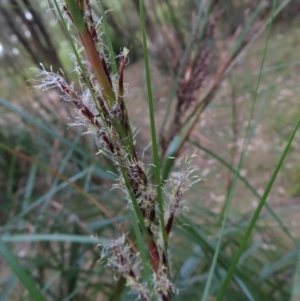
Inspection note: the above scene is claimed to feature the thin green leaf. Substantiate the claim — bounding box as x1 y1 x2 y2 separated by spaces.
0 276 17 301
259 249 297 282
99 0 118 74
65 0 85 30
215 117 300 301
129 209 153 292
5 167 94 226
117 162 153 292
35 133 81 226
1 234 107 244
190 140 296 244
87 216 128 232
41 272 60 295
182 0 293 136
138 0 166 247
231 0 264 55
176 219 265 299
222 0 293 78
0 98 112 180
162 105 204 181
22 163 37 210
291 246 300 301
62 279 90 301
7 135 20 198
201 1 277 299
0 239 47 301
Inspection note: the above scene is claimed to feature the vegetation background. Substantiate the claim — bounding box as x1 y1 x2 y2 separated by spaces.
0 0 300 300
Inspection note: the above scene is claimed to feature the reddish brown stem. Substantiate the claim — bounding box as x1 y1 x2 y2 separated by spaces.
78 28 115 107
147 238 160 273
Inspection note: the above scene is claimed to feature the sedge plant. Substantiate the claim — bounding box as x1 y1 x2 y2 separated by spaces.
0 0 299 300
36 1 200 300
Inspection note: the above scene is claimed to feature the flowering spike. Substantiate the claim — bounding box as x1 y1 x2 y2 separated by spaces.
35 2 200 300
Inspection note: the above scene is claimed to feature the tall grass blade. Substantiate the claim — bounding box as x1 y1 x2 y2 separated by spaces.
215 117 300 301
176 219 265 294
201 1 277 297
0 239 47 301
99 0 117 74
0 97 112 179
62 279 90 301
1 234 106 244
5 167 94 226
35 134 81 226
138 0 166 247
0 276 17 301
291 246 300 301
259 249 297 281
129 209 154 293
184 0 292 131
190 140 296 244
223 0 293 78
23 163 37 210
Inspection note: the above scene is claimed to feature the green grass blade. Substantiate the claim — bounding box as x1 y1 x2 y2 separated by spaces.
0 98 112 179
62 279 90 301
162 105 204 180
117 163 153 293
99 0 118 74
23 163 37 210
250 59 300 76
222 0 293 78
259 249 297 282
87 216 128 232
231 0 264 55
65 0 85 30
6 135 20 198
291 246 300 301
1 234 107 244
215 117 300 301
200 184 247 301
5 167 94 226
190 140 258 197
183 0 293 132
176 218 265 298
163 0 185 49
41 272 60 295
106 152 153 293
35 133 81 226
129 209 154 293
0 239 47 301
201 1 277 298
190 140 296 244
138 0 166 247
0 276 17 301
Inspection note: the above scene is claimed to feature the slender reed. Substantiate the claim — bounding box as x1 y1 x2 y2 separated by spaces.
36 1 199 300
